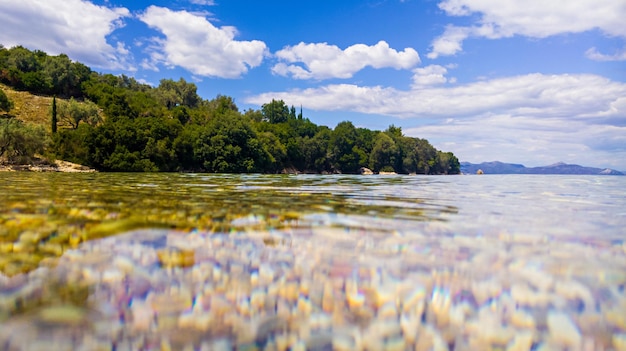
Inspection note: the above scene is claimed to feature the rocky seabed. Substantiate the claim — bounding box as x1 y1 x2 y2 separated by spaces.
1 218 625 351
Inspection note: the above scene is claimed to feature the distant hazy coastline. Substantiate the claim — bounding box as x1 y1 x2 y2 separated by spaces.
461 161 623 175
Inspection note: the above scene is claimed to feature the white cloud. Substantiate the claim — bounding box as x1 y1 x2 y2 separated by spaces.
272 41 420 80
246 73 626 120
585 47 626 61
0 0 132 69
405 115 626 169
189 0 216 5
429 0 626 58
412 64 452 87
427 26 471 59
139 6 267 78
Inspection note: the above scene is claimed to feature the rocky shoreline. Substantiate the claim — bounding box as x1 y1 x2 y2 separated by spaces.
0 159 96 173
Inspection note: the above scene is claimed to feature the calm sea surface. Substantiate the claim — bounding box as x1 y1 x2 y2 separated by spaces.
1 173 625 350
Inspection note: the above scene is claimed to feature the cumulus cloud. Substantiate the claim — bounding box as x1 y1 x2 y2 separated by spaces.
0 0 132 69
272 41 420 80
585 47 626 61
246 73 626 120
427 26 471 59
139 6 267 78
428 0 626 58
411 64 454 87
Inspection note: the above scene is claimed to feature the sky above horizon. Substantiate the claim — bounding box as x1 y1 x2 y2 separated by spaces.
1 0 625 170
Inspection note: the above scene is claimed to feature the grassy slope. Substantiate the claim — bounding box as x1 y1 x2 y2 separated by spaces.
0 84 98 170
0 83 55 131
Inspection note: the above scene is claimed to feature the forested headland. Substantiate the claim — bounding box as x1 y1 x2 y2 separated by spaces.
0 45 460 174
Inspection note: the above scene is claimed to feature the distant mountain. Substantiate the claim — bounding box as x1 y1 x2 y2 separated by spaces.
461 161 624 175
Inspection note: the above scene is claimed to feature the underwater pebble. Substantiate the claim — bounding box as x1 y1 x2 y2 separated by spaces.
614 333 626 351
510 309 536 329
506 331 533 351
37 304 86 326
0 225 624 350
547 311 582 349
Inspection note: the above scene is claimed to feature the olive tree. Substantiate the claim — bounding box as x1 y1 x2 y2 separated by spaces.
55 97 101 129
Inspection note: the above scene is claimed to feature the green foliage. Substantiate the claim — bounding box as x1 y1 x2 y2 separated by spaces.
207 95 238 115
0 89 12 113
369 133 398 172
55 97 101 129
51 96 57 133
52 124 92 165
151 78 200 109
330 121 367 173
193 111 270 173
262 99 291 124
0 44 460 174
0 118 47 163
0 46 91 97
301 127 331 173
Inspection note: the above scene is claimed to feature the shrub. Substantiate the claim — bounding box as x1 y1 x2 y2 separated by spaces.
0 118 47 164
0 89 13 113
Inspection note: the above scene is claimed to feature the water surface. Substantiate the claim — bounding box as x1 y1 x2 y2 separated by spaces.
1 173 625 350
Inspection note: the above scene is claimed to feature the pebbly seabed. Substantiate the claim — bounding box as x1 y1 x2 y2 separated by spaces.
1 173 625 350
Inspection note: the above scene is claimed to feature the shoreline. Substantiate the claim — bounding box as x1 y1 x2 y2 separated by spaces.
0 159 96 173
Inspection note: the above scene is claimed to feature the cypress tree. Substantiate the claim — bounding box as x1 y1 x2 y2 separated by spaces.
51 96 57 134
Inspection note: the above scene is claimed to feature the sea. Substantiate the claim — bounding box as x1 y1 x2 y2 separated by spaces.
0 173 625 350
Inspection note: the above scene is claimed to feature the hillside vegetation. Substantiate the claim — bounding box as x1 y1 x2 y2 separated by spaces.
0 44 460 174
1 83 53 127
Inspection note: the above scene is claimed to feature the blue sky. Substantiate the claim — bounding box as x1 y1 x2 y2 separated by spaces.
1 0 625 169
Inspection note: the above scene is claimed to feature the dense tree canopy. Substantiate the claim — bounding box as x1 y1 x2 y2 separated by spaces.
0 45 460 174
0 46 91 97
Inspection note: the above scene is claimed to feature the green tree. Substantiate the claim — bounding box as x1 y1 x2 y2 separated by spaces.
330 121 365 173
56 97 101 129
205 95 238 117
257 131 287 172
0 89 12 113
152 78 200 109
43 54 91 97
434 151 460 175
52 123 93 166
369 133 398 172
290 105 296 120
301 127 332 173
261 99 290 124
406 137 437 174
194 111 269 172
0 119 47 163
51 96 57 133
6 46 40 73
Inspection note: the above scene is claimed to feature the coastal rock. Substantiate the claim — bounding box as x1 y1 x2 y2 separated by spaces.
359 167 373 175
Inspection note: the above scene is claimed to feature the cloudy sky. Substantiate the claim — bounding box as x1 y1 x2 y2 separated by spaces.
1 0 625 170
